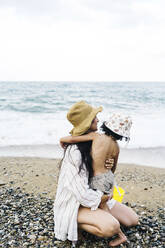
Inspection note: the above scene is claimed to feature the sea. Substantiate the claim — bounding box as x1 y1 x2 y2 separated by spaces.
0 81 165 168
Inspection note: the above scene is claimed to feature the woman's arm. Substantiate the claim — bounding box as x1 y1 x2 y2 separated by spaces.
60 132 98 148
111 143 119 173
111 151 119 173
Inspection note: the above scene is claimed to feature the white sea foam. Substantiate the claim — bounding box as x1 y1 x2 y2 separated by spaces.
0 110 165 168
0 110 165 149
0 111 71 146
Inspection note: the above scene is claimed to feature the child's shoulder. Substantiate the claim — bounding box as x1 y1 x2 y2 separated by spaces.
94 133 117 146
93 132 108 144
89 131 101 140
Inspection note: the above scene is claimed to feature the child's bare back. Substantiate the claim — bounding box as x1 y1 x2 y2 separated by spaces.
91 133 119 175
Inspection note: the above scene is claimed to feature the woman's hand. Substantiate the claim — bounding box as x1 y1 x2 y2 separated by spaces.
99 193 114 211
109 192 113 200
105 158 114 169
99 194 110 209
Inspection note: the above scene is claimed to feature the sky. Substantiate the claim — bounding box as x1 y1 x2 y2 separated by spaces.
0 0 165 82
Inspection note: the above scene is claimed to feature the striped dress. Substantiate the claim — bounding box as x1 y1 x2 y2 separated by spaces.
54 145 103 242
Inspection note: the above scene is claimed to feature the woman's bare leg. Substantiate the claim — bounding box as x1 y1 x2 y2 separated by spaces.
107 202 138 246
78 206 127 247
109 201 139 227
78 206 120 238
101 201 138 247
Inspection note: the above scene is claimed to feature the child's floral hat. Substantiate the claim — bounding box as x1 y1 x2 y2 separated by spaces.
104 113 132 139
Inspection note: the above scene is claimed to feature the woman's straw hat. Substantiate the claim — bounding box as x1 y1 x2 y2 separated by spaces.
104 113 132 139
67 101 102 136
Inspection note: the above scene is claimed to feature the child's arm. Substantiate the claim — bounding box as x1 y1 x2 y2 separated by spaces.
60 132 98 148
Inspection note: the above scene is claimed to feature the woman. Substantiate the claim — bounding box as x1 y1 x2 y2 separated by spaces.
54 101 138 247
60 111 139 246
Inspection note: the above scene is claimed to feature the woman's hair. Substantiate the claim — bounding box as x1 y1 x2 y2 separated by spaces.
59 141 93 183
76 141 93 182
100 122 129 141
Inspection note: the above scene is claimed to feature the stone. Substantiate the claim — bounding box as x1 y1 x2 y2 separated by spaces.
38 235 47 241
28 234 36 243
0 180 6 186
0 187 165 247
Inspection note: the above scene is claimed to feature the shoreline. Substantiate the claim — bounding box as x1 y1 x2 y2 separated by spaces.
0 144 165 168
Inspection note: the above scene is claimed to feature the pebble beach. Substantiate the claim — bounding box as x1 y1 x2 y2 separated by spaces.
0 157 165 247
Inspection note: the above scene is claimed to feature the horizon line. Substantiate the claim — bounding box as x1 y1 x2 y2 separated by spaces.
0 80 165 83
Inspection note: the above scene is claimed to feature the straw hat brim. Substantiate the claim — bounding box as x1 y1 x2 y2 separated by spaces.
70 106 102 136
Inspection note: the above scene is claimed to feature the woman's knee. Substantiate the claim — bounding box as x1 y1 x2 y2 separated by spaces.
132 213 139 226
97 218 120 237
125 213 139 227
121 205 139 227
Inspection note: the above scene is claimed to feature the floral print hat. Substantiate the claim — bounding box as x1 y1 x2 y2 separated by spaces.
104 113 132 139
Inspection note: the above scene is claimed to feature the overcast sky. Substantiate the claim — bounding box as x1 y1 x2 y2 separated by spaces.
0 0 165 81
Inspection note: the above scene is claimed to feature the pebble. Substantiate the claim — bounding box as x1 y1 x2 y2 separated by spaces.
0 180 6 186
38 235 47 241
28 234 36 243
0 187 165 247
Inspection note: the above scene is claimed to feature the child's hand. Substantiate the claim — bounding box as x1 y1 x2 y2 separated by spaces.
60 141 68 149
60 136 72 149
105 158 114 169
89 131 99 139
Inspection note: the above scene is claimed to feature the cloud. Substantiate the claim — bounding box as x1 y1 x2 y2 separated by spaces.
0 0 164 81
0 0 164 27
0 0 60 15
0 0 92 23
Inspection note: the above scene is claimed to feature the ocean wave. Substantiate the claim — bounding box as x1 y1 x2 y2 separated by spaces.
0 81 165 151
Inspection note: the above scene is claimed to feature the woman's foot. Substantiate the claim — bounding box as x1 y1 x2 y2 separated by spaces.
109 232 127 247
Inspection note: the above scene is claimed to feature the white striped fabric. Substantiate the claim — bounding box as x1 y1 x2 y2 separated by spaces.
54 145 103 242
